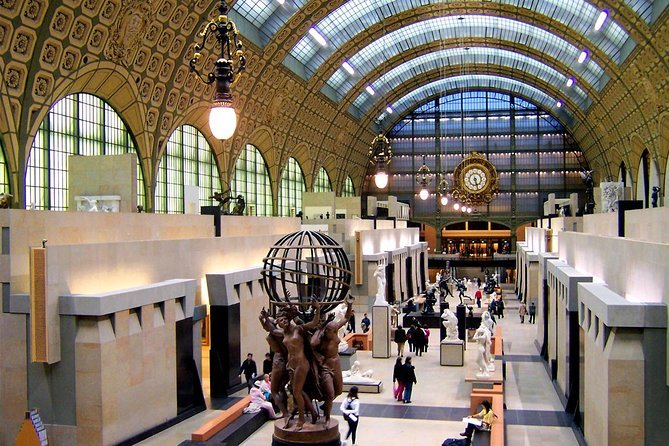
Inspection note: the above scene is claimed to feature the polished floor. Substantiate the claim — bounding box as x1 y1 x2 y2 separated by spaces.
138 293 582 446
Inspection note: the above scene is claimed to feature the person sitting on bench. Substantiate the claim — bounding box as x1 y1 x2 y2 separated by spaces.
460 400 497 443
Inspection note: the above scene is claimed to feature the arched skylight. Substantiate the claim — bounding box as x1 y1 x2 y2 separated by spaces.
376 75 573 127
289 5 628 78
324 16 606 97
349 47 591 114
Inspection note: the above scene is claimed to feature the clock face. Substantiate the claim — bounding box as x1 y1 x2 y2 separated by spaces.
463 166 489 192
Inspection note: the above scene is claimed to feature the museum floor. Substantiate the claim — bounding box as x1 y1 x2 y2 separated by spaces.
137 293 583 446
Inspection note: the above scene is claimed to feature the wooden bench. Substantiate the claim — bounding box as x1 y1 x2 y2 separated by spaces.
191 396 252 442
343 332 372 350
469 387 504 446
490 326 503 357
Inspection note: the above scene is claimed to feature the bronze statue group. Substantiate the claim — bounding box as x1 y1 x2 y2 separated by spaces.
258 297 354 430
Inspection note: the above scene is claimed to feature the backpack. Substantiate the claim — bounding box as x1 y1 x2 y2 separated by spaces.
442 438 468 446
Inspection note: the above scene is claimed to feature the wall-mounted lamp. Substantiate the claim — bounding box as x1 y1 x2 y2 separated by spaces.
189 0 246 140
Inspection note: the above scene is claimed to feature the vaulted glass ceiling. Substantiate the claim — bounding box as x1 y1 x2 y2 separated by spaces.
350 47 591 115
288 1 630 78
231 0 657 49
325 16 606 98
374 75 573 128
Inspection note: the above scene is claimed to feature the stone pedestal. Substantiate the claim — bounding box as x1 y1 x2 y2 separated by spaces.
440 340 464 366
372 305 391 358
272 419 340 446
338 348 357 371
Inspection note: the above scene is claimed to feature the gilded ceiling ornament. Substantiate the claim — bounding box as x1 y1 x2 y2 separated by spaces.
105 0 156 67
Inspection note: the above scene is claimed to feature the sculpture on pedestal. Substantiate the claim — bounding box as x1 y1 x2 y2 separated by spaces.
422 284 437 314
472 325 490 378
481 312 495 372
373 262 388 306
652 186 661 208
260 231 353 442
342 360 375 382
580 169 595 214
333 302 352 353
441 308 459 341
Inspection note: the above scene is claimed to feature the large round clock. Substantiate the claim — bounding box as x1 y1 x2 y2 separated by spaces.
452 152 499 205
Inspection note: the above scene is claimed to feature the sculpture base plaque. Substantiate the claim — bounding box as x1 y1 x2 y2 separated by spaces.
440 340 464 366
272 419 341 446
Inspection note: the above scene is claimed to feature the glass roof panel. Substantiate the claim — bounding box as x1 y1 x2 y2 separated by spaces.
288 1 629 77
232 0 308 45
325 16 605 98
349 47 591 114
375 75 573 126
623 0 653 23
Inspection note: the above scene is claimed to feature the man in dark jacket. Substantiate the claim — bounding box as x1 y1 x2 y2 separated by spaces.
402 357 417 403
394 325 407 357
238 353 257 393
262 352 272 376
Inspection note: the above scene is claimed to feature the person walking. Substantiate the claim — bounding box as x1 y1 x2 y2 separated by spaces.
529 301 536 324
262 352 272 375
394 325 407 357
347 310 356 333
407 324 416 353
414 325 425 357
341 386 360 446
238 353 257 393
474 288 482 308
392 357 405 402
402 357 417 403
518 302 527 323
496 296 505 318
361 313 371 333
423 324 430 352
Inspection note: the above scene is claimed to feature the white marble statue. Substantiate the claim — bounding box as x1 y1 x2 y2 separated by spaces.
373 262 388 306
334 303 350 353
472 325 490 378
481 312 495 371
342 361 376 383
441 308 459 341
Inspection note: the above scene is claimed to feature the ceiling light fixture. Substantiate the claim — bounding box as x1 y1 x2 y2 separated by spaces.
556 100 563 108
366 85 376 95
594 10 608 31
386 106 393 114
309 27 327 46
577 50 588 64
368 134 393 189
342 61 355 75
416 156 433 201
189 0 246 140
566 77 574 87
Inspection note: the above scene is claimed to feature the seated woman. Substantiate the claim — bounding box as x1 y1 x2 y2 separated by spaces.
460 400 496 443
244 385 280 419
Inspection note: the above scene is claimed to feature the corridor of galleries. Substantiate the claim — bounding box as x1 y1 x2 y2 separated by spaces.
138 289 581 446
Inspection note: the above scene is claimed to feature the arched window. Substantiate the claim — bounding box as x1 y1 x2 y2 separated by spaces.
343 175 355 197
618 162 627 186
313 167 332 192
155 125 221 213
279 157 306 216
637 149 650 207
25 93 146 210
0 138 9 194
231 144 273 216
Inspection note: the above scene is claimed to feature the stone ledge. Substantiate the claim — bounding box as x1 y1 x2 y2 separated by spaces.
59 278 196 317
578 282 667 328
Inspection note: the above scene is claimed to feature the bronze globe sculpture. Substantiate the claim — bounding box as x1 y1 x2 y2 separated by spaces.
261 230 352 316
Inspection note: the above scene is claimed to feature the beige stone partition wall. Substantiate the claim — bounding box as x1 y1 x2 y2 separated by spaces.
0 211 301 445
624 207 669 243
582 212 618 236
